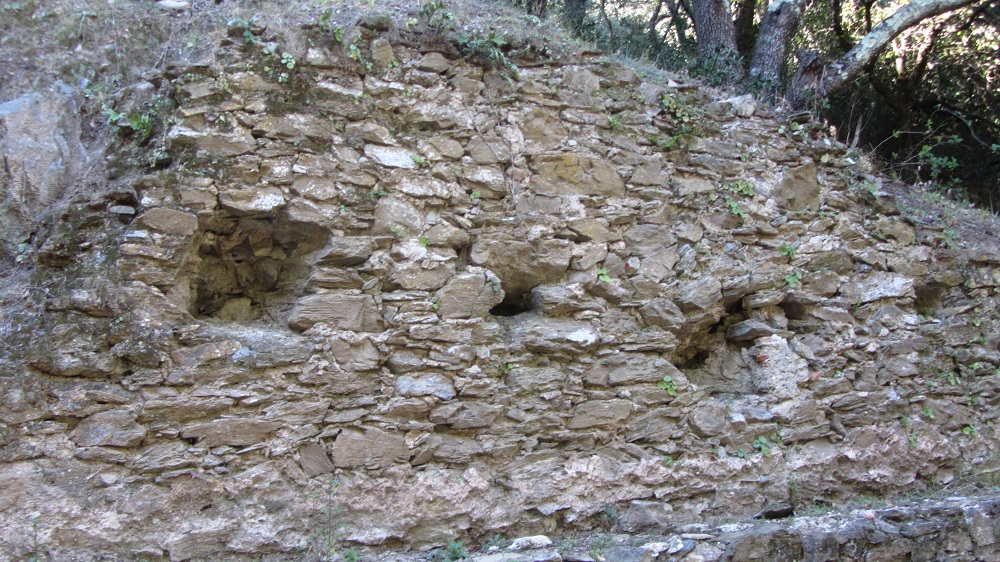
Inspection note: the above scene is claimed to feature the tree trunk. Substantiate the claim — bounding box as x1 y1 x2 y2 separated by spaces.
733 0 759 59
690 0 738 58
794 0 983 102
749 0 812 85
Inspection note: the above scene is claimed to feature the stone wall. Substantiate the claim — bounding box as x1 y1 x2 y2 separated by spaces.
2 12 1000 561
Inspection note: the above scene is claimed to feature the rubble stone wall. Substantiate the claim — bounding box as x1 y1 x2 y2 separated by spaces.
2 16 999 562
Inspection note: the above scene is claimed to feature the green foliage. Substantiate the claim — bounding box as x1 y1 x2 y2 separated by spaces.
346 43 373 72
101 104 124 125
456 30 519 82
779 243 798 262
785 270 803 288
419 234 430 247
419 0 455 30
752 435 772 456
481 534 507 551
27 516 43 562
438 540 468 561
656 375 677 396
724 197 744 217
596 267 612 284
318 10 344 42
588 534 612 561
962 425 978 439
659 92 702 136
411 154 429 168
502 0 1000 209
595 505 618 531
723 179 754 197
607 115 623 132
777 121 807 140
128 112 155 142
103 103 158 144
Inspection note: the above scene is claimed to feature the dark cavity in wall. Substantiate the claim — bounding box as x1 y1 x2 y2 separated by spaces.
191 211 328 322
915 283 948 316
490 286 535 316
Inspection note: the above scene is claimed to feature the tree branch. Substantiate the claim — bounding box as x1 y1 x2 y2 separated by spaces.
817 0 984 98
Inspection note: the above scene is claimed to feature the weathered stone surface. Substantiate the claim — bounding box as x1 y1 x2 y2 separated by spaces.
0 84 87 259
508 315 600 353
318 237 376 266
168 124 256 157
435 268 504 319
219 186 285 213
365 144 417 168
688 405 730 437
584 353 680 386
772 162 820 211
288 293 383 332
69 410 146 447
748 336 809 399
10 15 1000 561
506 366 567 392
298 442 335 477
432 401 504 429
417 52 450 73
370 37 395 67
373 196 424 235
140 397 234 423
675 276 722 312
253 113 335 140
529 153 625 197
561 67 601 94
726 320 792 342
181 419 281 447
508 535 553 551
840 272 915 303
263 400 330 425
568 399 632 428
329 427 408 468
395 373 456 400
135 208 198 236
469 238 573 298
530 284 603 315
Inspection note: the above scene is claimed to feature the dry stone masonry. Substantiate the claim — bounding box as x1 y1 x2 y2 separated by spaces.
2 9 1000 561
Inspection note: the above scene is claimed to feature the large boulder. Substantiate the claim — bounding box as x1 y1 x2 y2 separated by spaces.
0 84 88 263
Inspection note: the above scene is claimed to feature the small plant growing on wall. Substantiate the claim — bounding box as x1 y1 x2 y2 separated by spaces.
456 30 519 82
657 375 677 396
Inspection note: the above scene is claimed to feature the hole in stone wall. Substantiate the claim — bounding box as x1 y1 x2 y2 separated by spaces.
915 284 947 316
490 289 535 317
779 300 808 321
192 212 328 322
675 349 710 369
